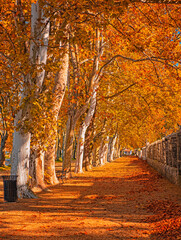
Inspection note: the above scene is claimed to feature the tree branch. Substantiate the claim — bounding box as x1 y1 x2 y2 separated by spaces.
104 82 137 99
131 0 181 4
96 54 177 85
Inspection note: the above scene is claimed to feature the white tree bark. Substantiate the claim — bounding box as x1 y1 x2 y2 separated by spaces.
29 1 50 189
75 90 97 173
99 136 109 165
44 39 69 184
99 139 105 166
30 2 50 88
113 137 120 159
0 131 8 167
92 144 97 167
107 134 117 162
44 137 60 185
62 113 74 178
29 147 47 190
11 1 50 197
11 110 36 198
112 135 117 160
73 28 103 173
103 136 109 164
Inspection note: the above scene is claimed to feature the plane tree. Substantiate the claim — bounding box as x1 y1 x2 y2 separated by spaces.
0 0 180 197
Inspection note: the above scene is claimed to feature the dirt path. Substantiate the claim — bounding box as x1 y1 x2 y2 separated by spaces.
0 156 181 239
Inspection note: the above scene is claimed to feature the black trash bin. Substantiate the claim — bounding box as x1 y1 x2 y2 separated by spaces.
2 175 18 202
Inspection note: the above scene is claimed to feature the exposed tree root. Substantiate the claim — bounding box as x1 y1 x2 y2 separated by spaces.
47 175 59 185
18 186 38 199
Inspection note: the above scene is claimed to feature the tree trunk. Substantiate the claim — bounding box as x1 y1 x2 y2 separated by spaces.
11 1 50 197
107 134 117 162
11 111 36 198
72 28 102 174
113 137 120 159
44 139 59 185
56 130 61 161
44 38 69 184
63 114 75 178
112 135 117 160
75 91 97 173
99 139 105 166
92 144 97 167
29 1 50 189
83 118 94 171
62 95 91 176
0 131 8 167
29 147 47 190
103 136 109 164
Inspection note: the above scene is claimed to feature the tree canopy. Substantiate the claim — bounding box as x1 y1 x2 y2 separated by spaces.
0 0 180 196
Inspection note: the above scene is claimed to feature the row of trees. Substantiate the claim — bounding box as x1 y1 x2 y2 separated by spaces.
0 0 180 197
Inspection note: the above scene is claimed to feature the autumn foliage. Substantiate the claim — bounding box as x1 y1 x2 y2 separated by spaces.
0 0 180 198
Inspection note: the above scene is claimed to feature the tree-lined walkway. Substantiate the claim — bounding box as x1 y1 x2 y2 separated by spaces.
0 156 181 239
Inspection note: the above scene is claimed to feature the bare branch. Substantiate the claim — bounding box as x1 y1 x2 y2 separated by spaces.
104 82 137 99
96 54 177 86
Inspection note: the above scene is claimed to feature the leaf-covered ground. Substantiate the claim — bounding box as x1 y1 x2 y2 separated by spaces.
0 156 181 239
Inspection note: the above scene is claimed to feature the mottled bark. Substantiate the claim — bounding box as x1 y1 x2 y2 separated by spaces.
62 114 74 178
92 144 99 167
102 136 109 164
44 139 59 185
83 118 94 171
11 1 50 198
75 91 97 173
44 40 69 184
113 137 120 159
99 139 105 166
0 131 8 167
73 29 103 173
11 111 36 198
30 147 47 190
107 134 117 162
29 0 50 189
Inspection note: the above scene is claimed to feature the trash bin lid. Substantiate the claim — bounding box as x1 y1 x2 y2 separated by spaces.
2 175 18 181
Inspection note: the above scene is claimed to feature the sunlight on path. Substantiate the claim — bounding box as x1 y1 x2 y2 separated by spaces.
0 157 181 239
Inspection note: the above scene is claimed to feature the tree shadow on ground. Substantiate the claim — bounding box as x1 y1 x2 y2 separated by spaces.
0 157 180 239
